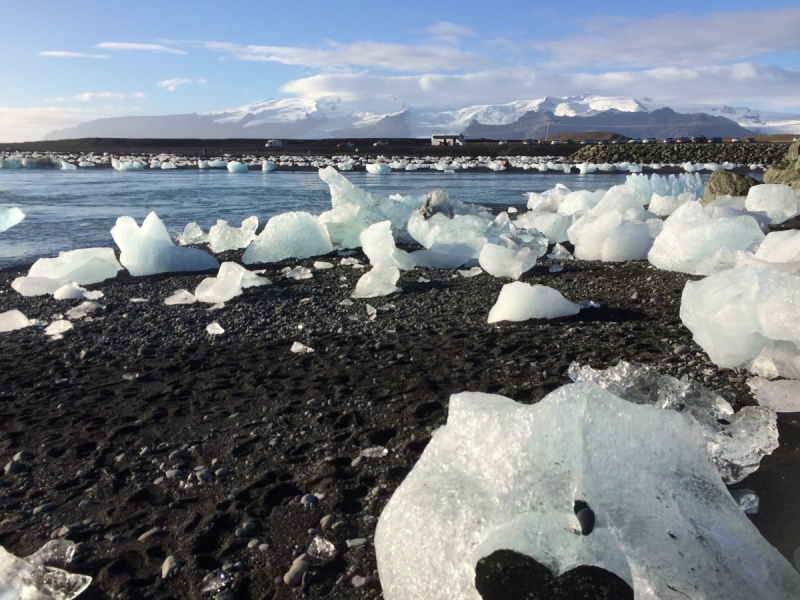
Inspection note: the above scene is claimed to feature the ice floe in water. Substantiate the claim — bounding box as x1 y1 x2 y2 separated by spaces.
0 207 24 233
375 383 800 600
0 540 92 600
226 161 248 173
0 309 31 333
111 212 218 276
208 216 258 253
681 266 800 379
487 282 579 323
195 262 271 304
242 212 332 265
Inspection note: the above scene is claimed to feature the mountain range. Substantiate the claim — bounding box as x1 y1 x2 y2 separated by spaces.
42 94 800 141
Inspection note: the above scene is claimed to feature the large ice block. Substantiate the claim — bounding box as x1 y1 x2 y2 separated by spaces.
242 211 332 264
208 216 258 253
479 243 537 280
745 184 799 224
0 540 92 600
28 248 123 285
359 221 415 270
195 261 271 303
351 266 401 298
0 309 31 333
487 281 579 323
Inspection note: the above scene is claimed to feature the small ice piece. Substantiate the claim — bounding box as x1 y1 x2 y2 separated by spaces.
129 297 148 303
195 262 271 303
730 489 760 515
286 266 313 280
111 212 218 276
360 221 415 270
45 320 73 337
374 385 800 600
164 289 197 305
11 277 69 297
366 163 391 175
549 265 563 273
546 243 574 260
479 243 537 280
66 301 103 320
366 304 377 318
290 342 314 354
361 446 388 458
0 309 31 332
417 277 430 283
340 257 361 266
340 299 354 306
177 222 208 246
208 216 258 253
206 322 225 335
0 540 92 600
0 207 25 233
507 207 518 214
351 266 401 299
745 184 799 224
307 537 337 562
314 261 334 269
748 377 800 412
28 248 123 285
242 212 332 265
207 302 225 311
487 282 580 323
53 283 88 300
579 300 601 309
458 266 483 278
262 160 277 171
226 161 248 173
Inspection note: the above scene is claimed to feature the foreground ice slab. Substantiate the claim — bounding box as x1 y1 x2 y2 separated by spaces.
242 212 332 265
28 248 122 285
487 282 579 323
195 262 271 303
745 184 799 224
0 309 31 333
0 207 25 233
208 216 258 253
111 212 219 276
351 266 401 298
748 377 800 412
0 540 92 600
681 266 800 379
479 242 537 280
359 221 415 270
568 212 657 262
11 276 70 297
375 384 800 600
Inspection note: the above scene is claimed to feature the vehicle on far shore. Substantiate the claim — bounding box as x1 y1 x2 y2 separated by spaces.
373 140 389 147
708 137 723 143
336 142 354 148
565 139 575 144
600 139 611 145
662 137 675 143
522 139 539 145
610 139 624 145
627 138 642 144
690 135 707 143
264 139 283 148
730 137 742 143
642 137 657 144
676 137 690 143
498 140 507 145
580 139 595 145
747 137 757 143
550 139 562 145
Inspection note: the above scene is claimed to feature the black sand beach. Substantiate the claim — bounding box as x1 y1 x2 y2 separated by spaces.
1 247 799 599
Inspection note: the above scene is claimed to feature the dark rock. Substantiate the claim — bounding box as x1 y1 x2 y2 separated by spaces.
701 171 760 205
420 189 454 220
764 140 800 191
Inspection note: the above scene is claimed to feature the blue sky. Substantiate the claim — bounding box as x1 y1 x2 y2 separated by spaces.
1 0 798 141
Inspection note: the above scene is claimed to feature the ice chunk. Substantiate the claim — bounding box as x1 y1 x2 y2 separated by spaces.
755 229 800 263
547 243 574 260
285 266 313 280
314 261 334 269
53 282 88 300
458 266 482 277
28 248 122 285
111 212 218 276
526 184 571 212
208 216 258 253
568 212 655 261
0 207 25 233
366 163 391 174
307 537 337 561
731 489 760 515
558 190 605 216
226 161 248 173
262 160 277 171
317 166 383 248
177 222 208 246
420 189 454 219
569 361 777 483
351 266 401 298
0 540 92 600
648 192 695 216
197 160 210 169
290 341 314 354
0 309 31 332
648 201 764 274
160 162 176 170
410 241 483 269
360 221 415 270
66 301 103 320
512 211 570 243
745 184 799 224
375 384 800 600
206 322 224 335
112 160 143 171
164 289 197 305
479 243 537 280
487 281 579 323
242 212 332 265
195 262 271 303
11 276 69 297
680 266 800 379
45 320 73 338
748 377 800 412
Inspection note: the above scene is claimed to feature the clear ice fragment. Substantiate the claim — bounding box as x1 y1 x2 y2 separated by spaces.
0 540 91 600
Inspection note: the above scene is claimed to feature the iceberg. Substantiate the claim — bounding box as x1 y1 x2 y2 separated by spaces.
351 266 401 298
487 282 579 323
208 216 258 253
0 540 92 600
226 161 248 173
359 221 415 270
242 211 332 264
0 309 31 333
262 160 277 171
366 163 391 175
195 262 271 303
375 384 800 600
0 207 25 233
27 248 122 285
111 212 219 276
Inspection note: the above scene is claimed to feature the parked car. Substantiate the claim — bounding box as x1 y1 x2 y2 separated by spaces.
730 137 742 143
708 137 723 143
498 140 507 146
336 142 354 148
550 139 562 145
662 137 675 143
373 140 389 147
747 137 757 143
610 139 623 145
627 138 641 144
580 139 595 145
675 137 690 143
600 139 610 145
565 139 575 144
690 135 707 143
642 137 657 144
522 139 539 145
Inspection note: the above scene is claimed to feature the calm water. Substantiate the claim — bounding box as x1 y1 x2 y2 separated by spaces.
0 169 715 269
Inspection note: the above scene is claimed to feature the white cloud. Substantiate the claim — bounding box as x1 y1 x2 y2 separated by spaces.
74 92 126 102
538 8 800 68
0 107 109 142
426 22 475 45
130 92 148 99
203 40 487 71
38 51 108 59
97 42 186 55
157 77 206 92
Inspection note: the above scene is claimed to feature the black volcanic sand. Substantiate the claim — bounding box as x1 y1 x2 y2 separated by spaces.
1 248 800 600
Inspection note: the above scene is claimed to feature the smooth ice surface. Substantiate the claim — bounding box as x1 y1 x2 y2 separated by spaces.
0 207 25 233
487 282 579 323
0 309 31 333
366 163 391 174
28 248 123 285
569 361 777 483
11 276 70 297
195 262 271 303
359 221 415 270
262 160 277 171
66 301 103 320
648 192 695 216
226 161 248 173
375 384 800 600
208 216 258 253
177 222 208 246
351 266 401 298
748 378 800 412
206 322 224 335
547 244 574 260
44 320 72 337
164 289 197 305
755 230 800 263
745 184 799 224
513 211 570 243
649 202 765 274
0 540 92 600
681 266 800 379
479 243 536 280
53 282 90 300
568 212 656 262
111 213 218 276
242 212 332 265
410 240 484 269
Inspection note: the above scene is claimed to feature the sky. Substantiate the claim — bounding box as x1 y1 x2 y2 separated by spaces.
0 0 798 142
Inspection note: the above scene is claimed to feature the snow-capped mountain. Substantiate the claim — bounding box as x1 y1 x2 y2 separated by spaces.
42 94 800 140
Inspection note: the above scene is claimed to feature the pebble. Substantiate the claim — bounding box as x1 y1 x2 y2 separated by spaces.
138 527 164 542
320 515 335 530
300 494 318 509
13 451 34 461
352 575 367 588
196 469 214 482
247 539 260 548
165 469 184 479
215 468 230 478
168 449 187 461
351 456 363 467
259 543 270 552
283 554 312 586
235 522 256 538
162 555 181 579
33 503 57 515
346 537 368 548
105 533 124 543
674 344 691 355
3 460 22 475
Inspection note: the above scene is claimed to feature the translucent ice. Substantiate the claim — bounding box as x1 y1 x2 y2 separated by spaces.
745 184 799 224
53 282 98 301
290 341 314 354
28 248 123 285
164 289 197 305
479 243 537 280
680 266 800 379
366 163 391 174
44 320 73 338
195 262 271 303
226 161 248 173
407 212 488 250
568 212 656 261
206 322 224 335
755 230 800 263
648 192 695 216
547 243 574 260
568 361 778 483
285 266 313 280
262 160 277 171
0 207 24 233
360 221 415 270
487 282 579 323
0 540 92 600
111 212 218 276
375 385 800 600
11 276 70 297
526 184 571 212
177 222 208 246
242 212 332 265
66 301 103 320
513 211 570 243
0 309 31 333
318 166 384 248
351 266 401 298
748 377 800 412
410 240 485 269
208 216 258 253
648 201 764 274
